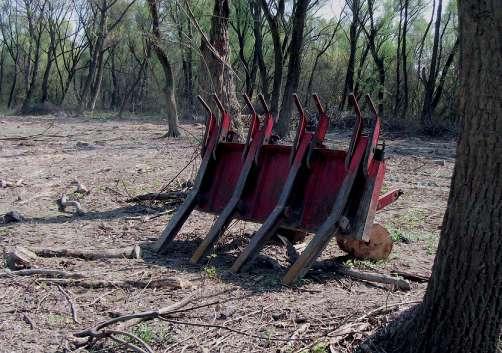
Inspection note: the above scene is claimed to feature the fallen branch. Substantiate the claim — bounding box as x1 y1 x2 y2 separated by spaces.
333 265 411 291
105 329 154 353
278 235 410 291
75 293 197 337
0 268 86 279
295 301 420 353
391 269 430 283
125 191 187 203
36 276 191 290
31 245 142 260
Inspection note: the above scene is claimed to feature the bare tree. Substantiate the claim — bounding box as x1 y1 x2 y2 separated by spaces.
197 0 241 129
20 0 48 113
276 0 311 137
147 0 180 137
419 0 459 130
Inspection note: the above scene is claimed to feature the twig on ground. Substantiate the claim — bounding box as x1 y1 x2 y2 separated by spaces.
57 285 80 324
102 329 154 353
22 313 36 329
160 318 311 342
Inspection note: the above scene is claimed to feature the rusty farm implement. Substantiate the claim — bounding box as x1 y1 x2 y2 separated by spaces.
154 93 402 285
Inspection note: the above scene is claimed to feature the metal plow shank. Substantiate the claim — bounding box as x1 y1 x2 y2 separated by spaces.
231 95 329 273
154 95 234 254
155 93 402 285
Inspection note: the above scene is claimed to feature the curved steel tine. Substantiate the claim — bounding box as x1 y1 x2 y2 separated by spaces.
293 93 305 117
365 94 378 117
258 94 270 114
345 93 364 169
349 93 362 118
197 95 212 116
212 94 225 115
313 94 325 114
243 94 256 116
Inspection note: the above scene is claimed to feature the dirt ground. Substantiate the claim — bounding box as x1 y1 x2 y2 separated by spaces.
0 114 456 353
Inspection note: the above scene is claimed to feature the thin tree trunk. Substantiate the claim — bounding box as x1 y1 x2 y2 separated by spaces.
401 0 409 117
339 0 359 111
7 51 18 109
110 47 120 110
147 0 180 137
41 31 56 103
251 0 268 99
199 0 241 130
260 0 285 115
276 0 310 137
0 46 4 98
420 0 443 128
365 1 502 352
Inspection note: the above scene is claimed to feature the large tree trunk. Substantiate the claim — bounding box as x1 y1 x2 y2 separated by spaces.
365 1 502 352
276 0 310 137
147 0 180 137
199 0 241 130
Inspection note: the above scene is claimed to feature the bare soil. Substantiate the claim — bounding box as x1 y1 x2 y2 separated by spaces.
0 114 455 353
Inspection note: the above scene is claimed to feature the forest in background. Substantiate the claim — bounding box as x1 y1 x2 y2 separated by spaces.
0 0 459 135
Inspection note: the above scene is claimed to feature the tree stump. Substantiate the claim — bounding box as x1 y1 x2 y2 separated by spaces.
336 223 393 260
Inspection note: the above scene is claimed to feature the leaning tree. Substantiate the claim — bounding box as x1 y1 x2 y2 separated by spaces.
365 0 501 352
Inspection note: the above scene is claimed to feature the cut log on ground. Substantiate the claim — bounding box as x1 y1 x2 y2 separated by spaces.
36 276 191 289
0 268 87 279
31 245 142 260
5 247 38 270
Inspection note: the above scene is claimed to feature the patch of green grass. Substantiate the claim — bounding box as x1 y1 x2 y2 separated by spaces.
344 258 387 270
395 208 428 230
47 313 68 326
203 265 218 279
133 323 155 344
311 342 329 353
129 323 175 346
424 234 439 255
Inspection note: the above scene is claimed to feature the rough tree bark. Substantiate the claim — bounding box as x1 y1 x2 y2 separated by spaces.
199 0 241 130
276 0 311 138
365 1 502 352
147 0 180 137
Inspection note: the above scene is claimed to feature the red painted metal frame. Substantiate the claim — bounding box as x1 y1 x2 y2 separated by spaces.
155 93 401 284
